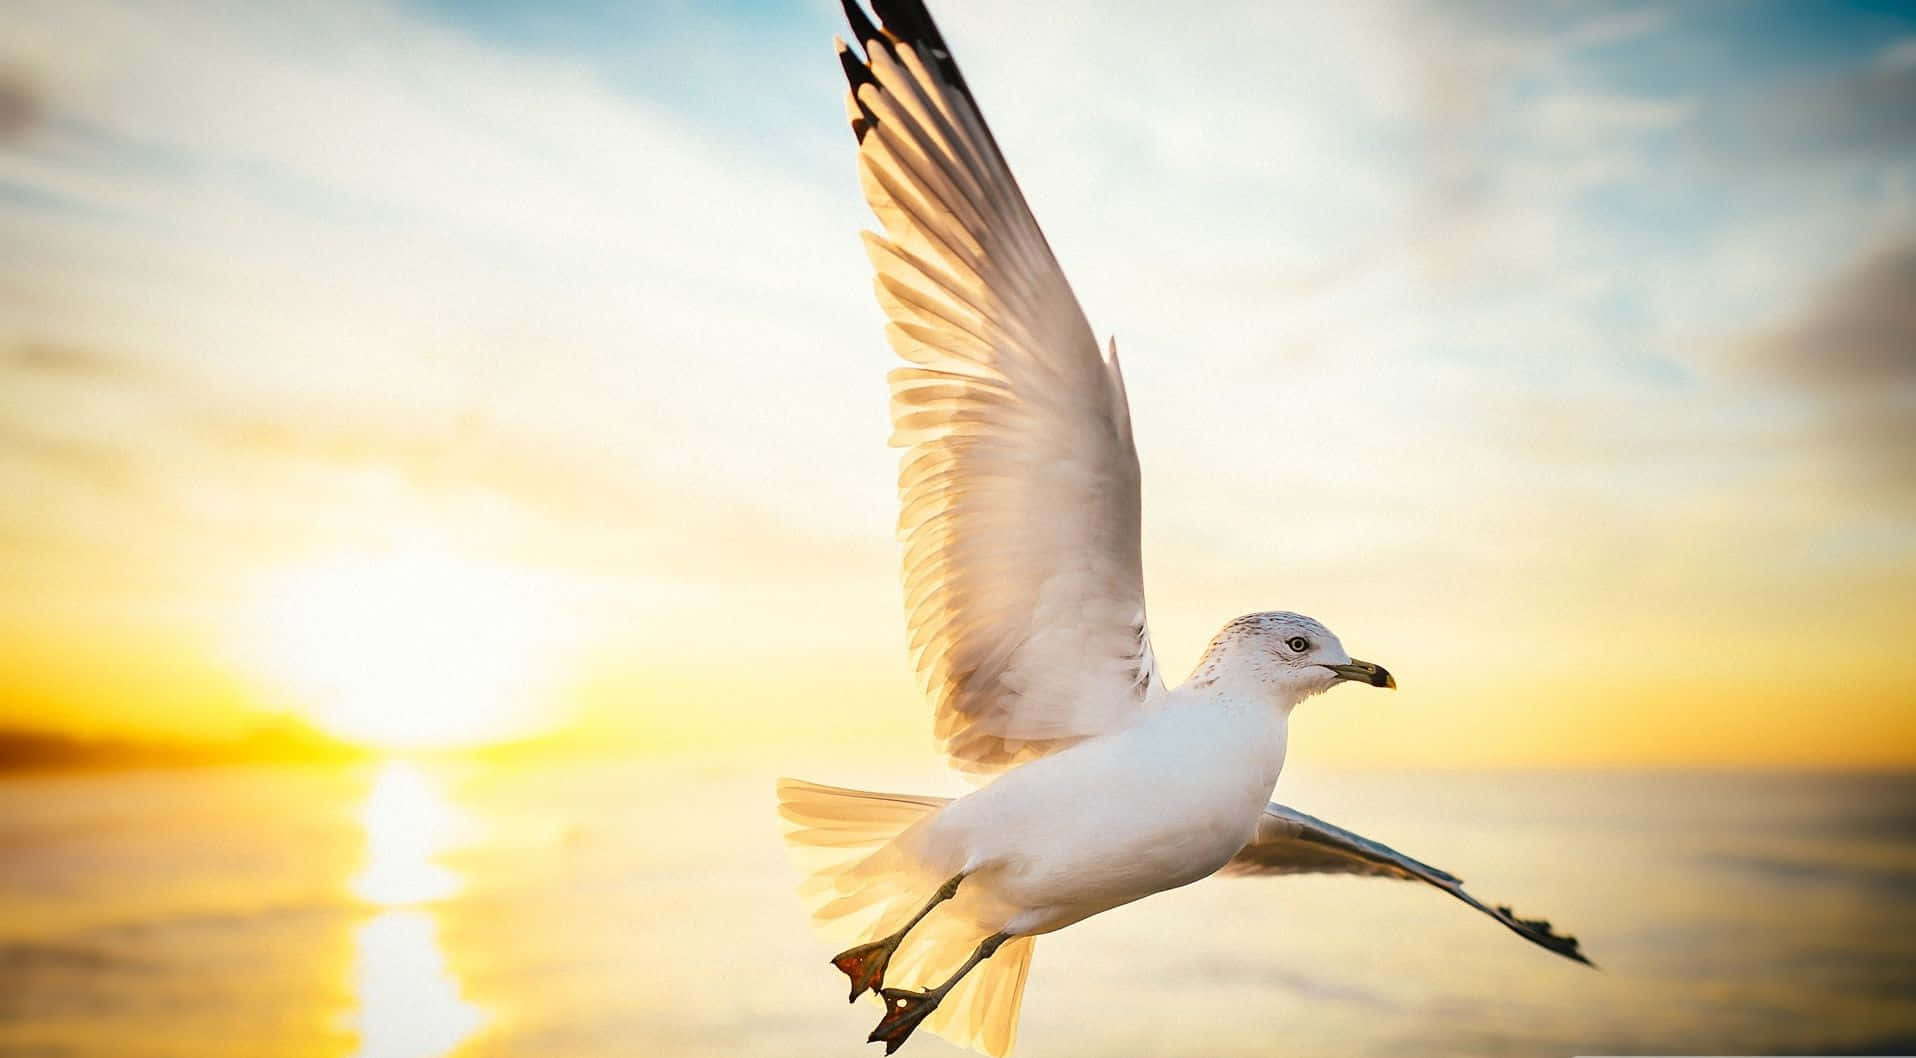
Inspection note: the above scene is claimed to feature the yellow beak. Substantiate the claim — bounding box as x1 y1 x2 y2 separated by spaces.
1325 659 1396 689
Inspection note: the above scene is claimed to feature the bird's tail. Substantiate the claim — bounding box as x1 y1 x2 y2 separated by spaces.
776 778 1038 1057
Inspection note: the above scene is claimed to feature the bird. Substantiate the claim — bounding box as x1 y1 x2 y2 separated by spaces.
778 1 1592 1054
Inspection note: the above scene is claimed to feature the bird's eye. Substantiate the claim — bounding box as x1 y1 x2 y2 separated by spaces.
1286 636 1310 653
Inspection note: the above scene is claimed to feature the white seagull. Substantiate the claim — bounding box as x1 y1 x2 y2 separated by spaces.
779 2 1591 1054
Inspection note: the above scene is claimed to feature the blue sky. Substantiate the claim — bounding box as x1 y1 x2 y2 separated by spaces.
0 0 1911 763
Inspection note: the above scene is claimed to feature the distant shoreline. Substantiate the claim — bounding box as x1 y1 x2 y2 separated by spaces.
0 726 368 773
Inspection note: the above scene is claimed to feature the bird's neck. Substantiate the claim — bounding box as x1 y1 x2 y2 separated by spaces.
1181 653 1312 715
1165 666 1294 794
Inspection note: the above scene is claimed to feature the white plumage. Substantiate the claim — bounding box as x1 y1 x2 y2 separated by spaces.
781 3 1589 1055
842 0 1159 776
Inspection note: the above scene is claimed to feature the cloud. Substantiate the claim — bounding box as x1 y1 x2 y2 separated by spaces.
0 417 129 487
1881 35 1916 75
1525 93 1693 142
4 341 132 378
1691 43 1916 167
0 325 885 629
0 68 39 142
1730 238 1916 496
0 339 164 520
190 396 883 582
1743 240 1916 390
0 0 900 539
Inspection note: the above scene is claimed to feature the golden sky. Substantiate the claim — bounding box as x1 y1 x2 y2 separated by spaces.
0 0 1912 766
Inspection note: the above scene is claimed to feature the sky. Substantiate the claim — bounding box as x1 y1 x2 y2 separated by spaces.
0 0 1912 766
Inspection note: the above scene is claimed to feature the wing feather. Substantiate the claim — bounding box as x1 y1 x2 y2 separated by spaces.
1222 803 1593 966
837 0 1162 773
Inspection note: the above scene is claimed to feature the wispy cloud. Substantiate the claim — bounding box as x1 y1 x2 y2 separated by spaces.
5 341 130 377
0 0 1911 761
0 68 38 142
0 0 890 563
1730 237 1916 500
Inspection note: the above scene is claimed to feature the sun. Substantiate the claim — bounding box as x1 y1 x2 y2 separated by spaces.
239 544 575 749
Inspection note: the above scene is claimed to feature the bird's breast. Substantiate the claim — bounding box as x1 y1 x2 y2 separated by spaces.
960 699 1285 931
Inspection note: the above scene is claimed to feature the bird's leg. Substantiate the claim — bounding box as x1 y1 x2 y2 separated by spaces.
867 931 1012 1055
831 873 965 1002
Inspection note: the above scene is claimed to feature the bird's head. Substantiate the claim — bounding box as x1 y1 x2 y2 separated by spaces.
1191 611 1394 707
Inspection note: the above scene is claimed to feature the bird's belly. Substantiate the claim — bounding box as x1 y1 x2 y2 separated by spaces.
925 703 1285 937
982 790 1259 935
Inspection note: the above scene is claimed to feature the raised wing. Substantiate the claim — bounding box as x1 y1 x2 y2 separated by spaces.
1221 803 1593 966
835 0 1163 773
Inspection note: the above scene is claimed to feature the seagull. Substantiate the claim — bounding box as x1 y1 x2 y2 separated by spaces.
779 2 1591 1054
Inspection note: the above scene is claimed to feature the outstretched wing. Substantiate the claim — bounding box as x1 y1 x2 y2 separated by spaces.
1221 803 1593 966
835 0 1163 773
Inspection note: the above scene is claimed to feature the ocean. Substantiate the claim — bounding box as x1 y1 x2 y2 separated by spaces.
2 760 1913 1057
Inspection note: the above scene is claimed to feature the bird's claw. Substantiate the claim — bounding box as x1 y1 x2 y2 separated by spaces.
832 937 896 1002
868 987 940 1055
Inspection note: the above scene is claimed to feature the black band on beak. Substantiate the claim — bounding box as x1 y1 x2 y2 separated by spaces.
1325 660 1395 689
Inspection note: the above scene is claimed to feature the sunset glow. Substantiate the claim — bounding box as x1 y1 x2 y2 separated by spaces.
349 762 484 1058
0 0 1909 768
239 545 574 749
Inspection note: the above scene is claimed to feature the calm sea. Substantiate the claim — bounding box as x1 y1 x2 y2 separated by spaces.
2 760 1913 1057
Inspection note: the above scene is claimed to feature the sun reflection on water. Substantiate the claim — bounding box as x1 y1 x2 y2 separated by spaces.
348 762 484 1058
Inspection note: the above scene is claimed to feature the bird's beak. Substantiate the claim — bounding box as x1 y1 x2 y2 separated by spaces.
1325 659 1395 689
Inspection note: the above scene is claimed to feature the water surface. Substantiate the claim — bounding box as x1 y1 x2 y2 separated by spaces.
3 762 1912 1057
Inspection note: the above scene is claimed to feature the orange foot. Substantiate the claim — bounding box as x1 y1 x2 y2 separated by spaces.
867 987 940 1055
831 937 896 1002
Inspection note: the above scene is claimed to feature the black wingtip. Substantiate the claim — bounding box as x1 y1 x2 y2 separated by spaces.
869 0 976 111
839 0 881 48
871 0 947 53
836 37 876 93
837 0 894 146
1493 903 1595 968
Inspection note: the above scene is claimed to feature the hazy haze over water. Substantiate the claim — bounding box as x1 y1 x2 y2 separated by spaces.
3 761 1913 1058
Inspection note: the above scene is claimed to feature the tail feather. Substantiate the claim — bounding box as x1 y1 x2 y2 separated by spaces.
777 778 1038 1056
778 778 953 946
924 933 1034 1056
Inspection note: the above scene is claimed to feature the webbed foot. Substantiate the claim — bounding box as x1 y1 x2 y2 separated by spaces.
867 987 941 1055
831 937 896 1002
